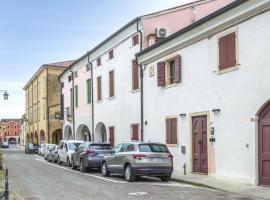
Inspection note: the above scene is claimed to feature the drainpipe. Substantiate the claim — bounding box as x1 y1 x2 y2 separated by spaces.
87 53 95 142
46 67 50 143
136 20 144 142
69 68 75 139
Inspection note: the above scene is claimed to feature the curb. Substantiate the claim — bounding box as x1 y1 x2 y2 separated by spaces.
172 178 268 200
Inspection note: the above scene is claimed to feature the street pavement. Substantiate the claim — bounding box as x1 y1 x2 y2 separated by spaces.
2 145 260 200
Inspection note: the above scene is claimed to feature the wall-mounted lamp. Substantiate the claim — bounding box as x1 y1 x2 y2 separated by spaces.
179 113 186 118
212 108 221 113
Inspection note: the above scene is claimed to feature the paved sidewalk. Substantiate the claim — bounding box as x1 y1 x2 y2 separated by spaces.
172 173 270 200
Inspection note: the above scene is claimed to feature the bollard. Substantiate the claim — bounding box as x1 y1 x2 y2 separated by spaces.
4 169 8 200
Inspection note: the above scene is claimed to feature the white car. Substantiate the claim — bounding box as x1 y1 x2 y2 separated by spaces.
38 144 45 155
57 140 83 167
44 144 56 160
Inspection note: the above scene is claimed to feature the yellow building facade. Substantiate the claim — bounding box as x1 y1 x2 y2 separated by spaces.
23 61 73 144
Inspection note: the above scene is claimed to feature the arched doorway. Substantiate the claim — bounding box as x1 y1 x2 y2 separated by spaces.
52 129 62 144
30 132 33 143
34 131 38 144
64 125 72 140
95 122 107 142
8 138 16 144
26 134 30 144
40 130 45 143
76 124 91 141
258 101 270 186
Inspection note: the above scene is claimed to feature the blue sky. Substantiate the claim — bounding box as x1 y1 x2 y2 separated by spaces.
0 0 192 118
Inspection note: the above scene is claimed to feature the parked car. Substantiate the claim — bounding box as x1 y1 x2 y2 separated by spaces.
101 142 173 182
57 140 83 166
2 141 9 148
9 140 16 144
39 143 48 156
44 144 56 160
71 142 113 172
38 144 45 155
46 145 58 162
25 143 38 154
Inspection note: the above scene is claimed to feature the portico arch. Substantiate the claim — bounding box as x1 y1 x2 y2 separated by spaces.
52 129 62 144
34 131 38 144
40 130 45 143
76 124 91 141
95 122 107 142
30 132 33 143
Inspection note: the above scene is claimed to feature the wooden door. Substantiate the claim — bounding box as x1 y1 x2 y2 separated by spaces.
259 103 270 186
109 127 115 147
192 115 208 174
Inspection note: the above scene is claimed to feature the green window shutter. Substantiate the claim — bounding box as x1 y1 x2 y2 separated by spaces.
87 79 92 104
75 85 78 107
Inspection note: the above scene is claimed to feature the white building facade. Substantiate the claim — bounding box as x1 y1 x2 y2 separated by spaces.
137 0 270 186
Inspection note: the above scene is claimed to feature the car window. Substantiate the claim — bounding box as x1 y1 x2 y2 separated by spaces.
68 143 81 151
89 144 112 150
58 142 63 149
64 143 68 150
114 144 123 153
79 143 85 150
138 144 169 153
122 143 134 152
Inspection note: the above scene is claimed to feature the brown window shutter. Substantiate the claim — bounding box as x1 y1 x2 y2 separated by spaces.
157 61 166 87
97 77 102 101
171 118 177 144
227 32 236 68
219 35 228 70
166 119 172 144
109 71 114 97
109 127 115 147
132 60 139 90
174 55 182 83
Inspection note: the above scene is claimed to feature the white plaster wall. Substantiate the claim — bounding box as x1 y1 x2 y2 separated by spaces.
143 10 270 183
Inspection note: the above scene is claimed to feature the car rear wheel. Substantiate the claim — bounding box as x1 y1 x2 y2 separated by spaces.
80 160 86 173
125 165 135 182
160 175 171 182
101 162 110 177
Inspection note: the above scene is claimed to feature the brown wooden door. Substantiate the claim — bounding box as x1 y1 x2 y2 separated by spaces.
109 127 115 147
192 115 208 174
259 103 270 186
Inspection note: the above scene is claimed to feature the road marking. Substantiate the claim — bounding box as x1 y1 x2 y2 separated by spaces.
35 158 121 183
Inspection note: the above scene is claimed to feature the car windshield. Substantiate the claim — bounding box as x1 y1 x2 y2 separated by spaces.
68 143 81 150
138 144 169 153
28 144 34 148
89 144 112 150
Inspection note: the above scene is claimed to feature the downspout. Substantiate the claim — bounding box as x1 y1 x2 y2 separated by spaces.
136 20 144 142
69 68 75 139
87 53 95 142
46 67 50 143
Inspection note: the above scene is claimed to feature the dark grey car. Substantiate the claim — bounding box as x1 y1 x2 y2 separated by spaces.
101 142 173 182
71 142 113 173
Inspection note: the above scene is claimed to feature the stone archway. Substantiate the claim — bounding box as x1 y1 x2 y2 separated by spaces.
26 133 30 144
95 122 107 142
64 125 72 140
52 129 62 144
76 124 91 141
34 131 38 144
8 137 16 144
30 132 34 143
40 130 45 143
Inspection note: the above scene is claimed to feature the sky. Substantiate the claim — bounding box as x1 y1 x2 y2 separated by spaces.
0 0 192 118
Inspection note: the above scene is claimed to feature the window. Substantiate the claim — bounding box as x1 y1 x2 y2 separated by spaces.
157 55 181 87
132 34 139 46
97 58 101 66
97 76 102 101
132 60 139 90
218 31 236 71
109 50 114 59
15 131 17 135
109 70 114 97
131 124 139 140
166 118 177 144
74 85 78 107
74 71 78 78
109 127 115 147
87 79 92 104
123 143 134 152
70 88 73 109
114 144 123 153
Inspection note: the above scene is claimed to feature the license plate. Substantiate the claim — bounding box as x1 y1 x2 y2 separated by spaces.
152 158 164 162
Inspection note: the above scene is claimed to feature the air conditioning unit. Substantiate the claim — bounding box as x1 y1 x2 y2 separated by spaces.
155 28 167 38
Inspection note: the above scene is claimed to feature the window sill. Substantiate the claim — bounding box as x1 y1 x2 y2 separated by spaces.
96 100 103 104
164 83 179 89
107 96 115 100
218 64 240 75
166 144 178 147
130 89 140 93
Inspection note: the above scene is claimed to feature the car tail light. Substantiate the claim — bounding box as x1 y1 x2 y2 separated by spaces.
168 153 173 160
133 154 147 160
86 149 95 156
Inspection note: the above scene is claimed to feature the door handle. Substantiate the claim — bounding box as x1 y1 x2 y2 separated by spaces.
198 140 202 145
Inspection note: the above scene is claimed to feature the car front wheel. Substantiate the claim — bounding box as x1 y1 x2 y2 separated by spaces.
101 162 110 177
125 165 135 182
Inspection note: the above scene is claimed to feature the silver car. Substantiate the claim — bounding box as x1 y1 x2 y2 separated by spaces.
44 144 56 160
101 141 173 182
